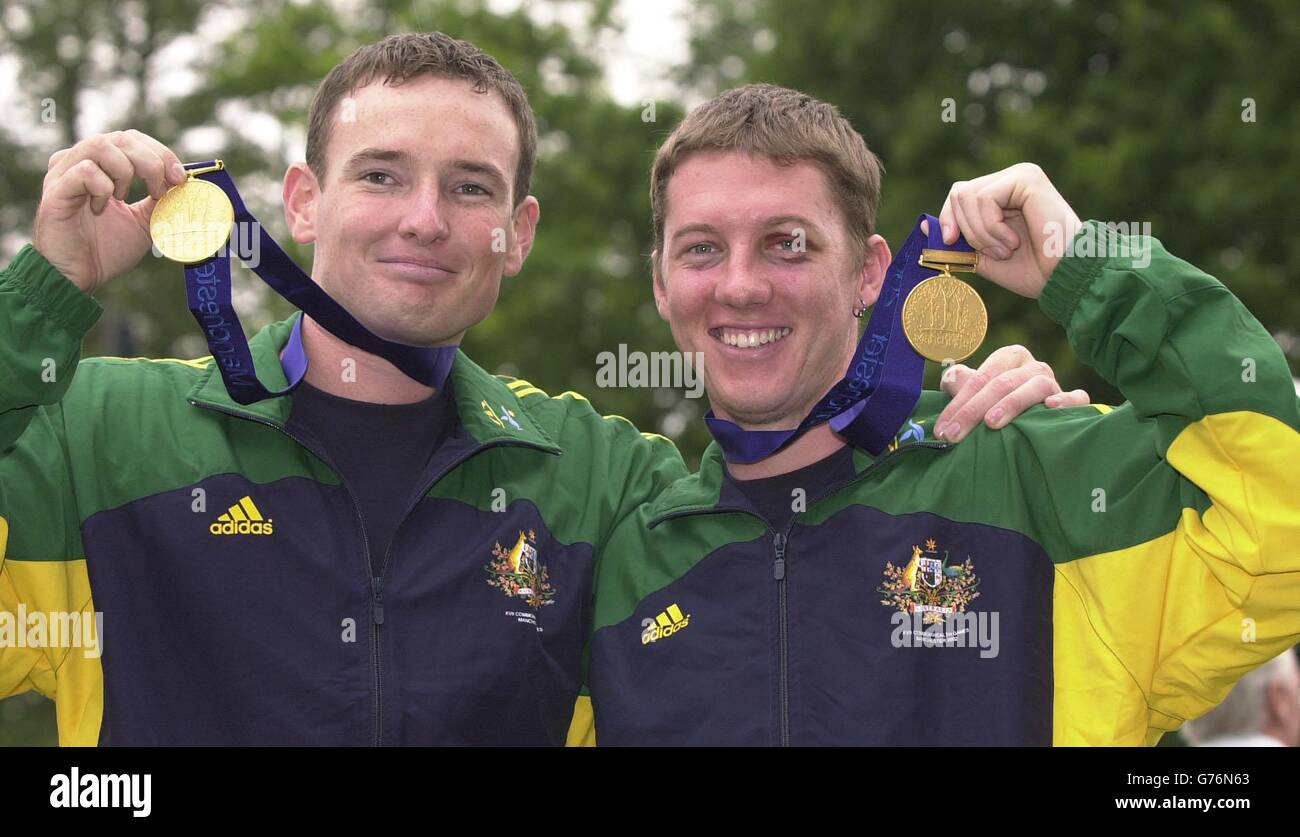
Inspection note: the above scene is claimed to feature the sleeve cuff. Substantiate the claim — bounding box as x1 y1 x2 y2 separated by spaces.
1 244 103 335
1037 220 1115 327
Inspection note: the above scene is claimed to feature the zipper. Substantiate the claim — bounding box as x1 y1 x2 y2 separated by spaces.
772 527 791 747
372 576 385 624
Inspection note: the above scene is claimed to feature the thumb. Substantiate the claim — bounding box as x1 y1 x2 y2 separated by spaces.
939 363 973 397
127 193 161 234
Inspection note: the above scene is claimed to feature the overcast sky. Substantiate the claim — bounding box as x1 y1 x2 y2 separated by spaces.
0 0 691 148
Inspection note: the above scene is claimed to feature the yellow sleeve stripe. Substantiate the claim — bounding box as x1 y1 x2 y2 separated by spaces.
506 379 534 390
565 694 596 747
91 356 214 369
1053 410 1300 745
0 554 104 745
513 387 547 398
1091 404 1114 415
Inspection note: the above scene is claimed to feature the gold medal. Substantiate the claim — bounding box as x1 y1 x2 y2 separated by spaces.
149 160 234 264
902 248 988 363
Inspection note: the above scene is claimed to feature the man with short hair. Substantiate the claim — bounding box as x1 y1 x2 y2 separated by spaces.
0 35 1073 746
3 31 680 746
583 83 1300 746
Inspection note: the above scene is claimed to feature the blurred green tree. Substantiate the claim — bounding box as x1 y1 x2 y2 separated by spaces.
675 0 1300 398
2 0 1296 745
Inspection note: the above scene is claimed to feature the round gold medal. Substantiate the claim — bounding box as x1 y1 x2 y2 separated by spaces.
901 274 988 363
149 178 234 264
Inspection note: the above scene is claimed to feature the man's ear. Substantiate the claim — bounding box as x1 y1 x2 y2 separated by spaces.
856 233 892 306
503 196 540 277
283 162 320 245
651 251 669 322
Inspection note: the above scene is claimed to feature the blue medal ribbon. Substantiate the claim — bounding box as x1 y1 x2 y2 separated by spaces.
704 213 973 463
180 161 458 405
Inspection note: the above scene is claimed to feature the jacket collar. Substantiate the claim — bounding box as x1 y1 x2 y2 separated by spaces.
187 312 561 453
645 393 951 526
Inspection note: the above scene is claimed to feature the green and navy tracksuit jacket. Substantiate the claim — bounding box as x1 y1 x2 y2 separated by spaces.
0 244 686 746
583 221 1300 746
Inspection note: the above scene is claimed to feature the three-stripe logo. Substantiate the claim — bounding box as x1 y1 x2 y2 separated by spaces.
209 495 274 536
641 603 690 645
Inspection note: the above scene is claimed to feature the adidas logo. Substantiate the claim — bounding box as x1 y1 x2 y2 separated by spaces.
209 495 274 536
641 603 690 645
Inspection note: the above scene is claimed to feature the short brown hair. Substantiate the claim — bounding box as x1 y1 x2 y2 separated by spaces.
650 83 883 266
306 31 537 206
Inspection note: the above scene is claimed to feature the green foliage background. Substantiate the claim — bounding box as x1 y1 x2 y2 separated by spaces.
4 0 1296 745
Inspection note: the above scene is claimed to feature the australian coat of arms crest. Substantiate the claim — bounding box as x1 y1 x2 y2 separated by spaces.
877 538 980 624
485 529 556 608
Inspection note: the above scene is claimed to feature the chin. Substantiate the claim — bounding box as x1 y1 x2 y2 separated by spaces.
347 308 453 347
326 272 489 346
713 393 798 428
379 320 464 347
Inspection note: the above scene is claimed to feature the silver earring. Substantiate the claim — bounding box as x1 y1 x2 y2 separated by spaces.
852 297 867 318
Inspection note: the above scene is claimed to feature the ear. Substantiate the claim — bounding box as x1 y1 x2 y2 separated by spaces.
1266 679 1289 724
856 233 892 306
283 162 321 245
503 196 540 277
651 250 669 322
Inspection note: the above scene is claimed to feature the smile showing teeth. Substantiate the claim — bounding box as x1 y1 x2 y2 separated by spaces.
713 327 792 348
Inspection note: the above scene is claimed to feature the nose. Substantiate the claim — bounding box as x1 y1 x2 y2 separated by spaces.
396 184 450 244
713 252 773 309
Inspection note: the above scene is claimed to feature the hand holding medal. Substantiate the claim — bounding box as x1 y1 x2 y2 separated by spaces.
32 129 189 295
925 162 1083 301
149 160 235 264
901 244 987 363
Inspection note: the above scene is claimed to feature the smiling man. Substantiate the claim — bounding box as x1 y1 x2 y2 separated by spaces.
281 70 531 387
1 32 688 746
1 34 1077 746
583 83 1300 746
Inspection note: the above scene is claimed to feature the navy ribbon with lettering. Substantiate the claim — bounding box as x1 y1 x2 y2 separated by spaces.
181 161 458 404
704 214 974 463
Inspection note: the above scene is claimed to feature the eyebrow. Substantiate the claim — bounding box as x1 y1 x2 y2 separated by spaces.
342 147 416 174
341 149 509 191
764 215 821 233
448 159 507 191
669 215 824 246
